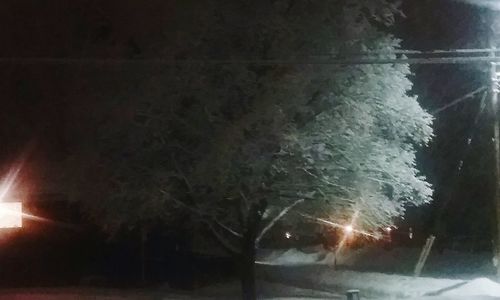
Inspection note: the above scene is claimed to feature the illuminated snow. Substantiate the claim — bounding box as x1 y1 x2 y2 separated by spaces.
457 0 500 10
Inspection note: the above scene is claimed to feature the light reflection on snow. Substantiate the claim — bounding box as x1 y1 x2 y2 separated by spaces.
456 0 500 10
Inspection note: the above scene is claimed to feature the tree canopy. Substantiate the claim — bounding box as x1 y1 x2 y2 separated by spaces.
75 0 433 250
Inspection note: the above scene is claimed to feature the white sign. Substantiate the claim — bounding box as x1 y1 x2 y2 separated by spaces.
0 202 22 228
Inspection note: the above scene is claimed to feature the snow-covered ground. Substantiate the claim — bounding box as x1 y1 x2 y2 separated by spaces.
257 246 500 299
0 282 341 300
258 245 495 278
1 246 498 300
0 277 499 299
1 279 499 300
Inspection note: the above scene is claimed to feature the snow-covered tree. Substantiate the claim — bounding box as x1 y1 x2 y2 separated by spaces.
76 1 433 299
274 46 433 231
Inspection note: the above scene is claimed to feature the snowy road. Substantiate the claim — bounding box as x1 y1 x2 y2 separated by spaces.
258 264 500 299
255 246 500 299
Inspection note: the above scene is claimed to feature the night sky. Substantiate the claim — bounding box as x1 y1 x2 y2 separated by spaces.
400 0 495 244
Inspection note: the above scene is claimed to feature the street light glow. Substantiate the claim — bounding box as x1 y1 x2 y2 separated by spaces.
0 162 23 202
0 156 50 228
0 202 22 228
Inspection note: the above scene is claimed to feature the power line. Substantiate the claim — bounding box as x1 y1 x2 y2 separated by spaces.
3 55 500 66
432 86 488 115
332 48 500 55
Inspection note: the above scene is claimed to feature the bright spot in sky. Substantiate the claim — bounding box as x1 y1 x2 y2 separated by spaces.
386 227 392 232
285 231 292 239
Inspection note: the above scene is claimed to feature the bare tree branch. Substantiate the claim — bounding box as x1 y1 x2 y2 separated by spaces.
203 220 241 255
301 167 354 192
161 190 243 239
213 219 243 238
255 198 304 247
240 190 250 210
170 154 193 193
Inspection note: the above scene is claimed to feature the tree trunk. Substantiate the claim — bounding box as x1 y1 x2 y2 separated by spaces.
140 226 147 284
239 199 267 300
240 248 257 300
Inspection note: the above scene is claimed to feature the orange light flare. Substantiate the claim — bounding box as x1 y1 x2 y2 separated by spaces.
343 224 354 235
0 141 37 202
0 202 22 228
0 162 24 202
301 212 379 239
0 153 53 227
0 205 50 222
300 212 382 256
0 202 53 229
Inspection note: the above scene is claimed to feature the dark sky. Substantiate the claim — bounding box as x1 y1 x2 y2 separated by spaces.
399 0 495 241
0 0 495 241
0 0 177 199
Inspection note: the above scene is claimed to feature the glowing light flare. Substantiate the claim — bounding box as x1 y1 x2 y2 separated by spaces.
385 227 392 232
344 225 353 234
0 163 23 202
285 232 292 239
300 212 388 259
0 202 22 228
300 213 378 239
0 202 51 229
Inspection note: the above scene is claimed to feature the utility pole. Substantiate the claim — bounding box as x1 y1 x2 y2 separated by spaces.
489 43 500 279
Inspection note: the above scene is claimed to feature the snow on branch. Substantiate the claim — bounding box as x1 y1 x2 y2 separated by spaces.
255 198 304 247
